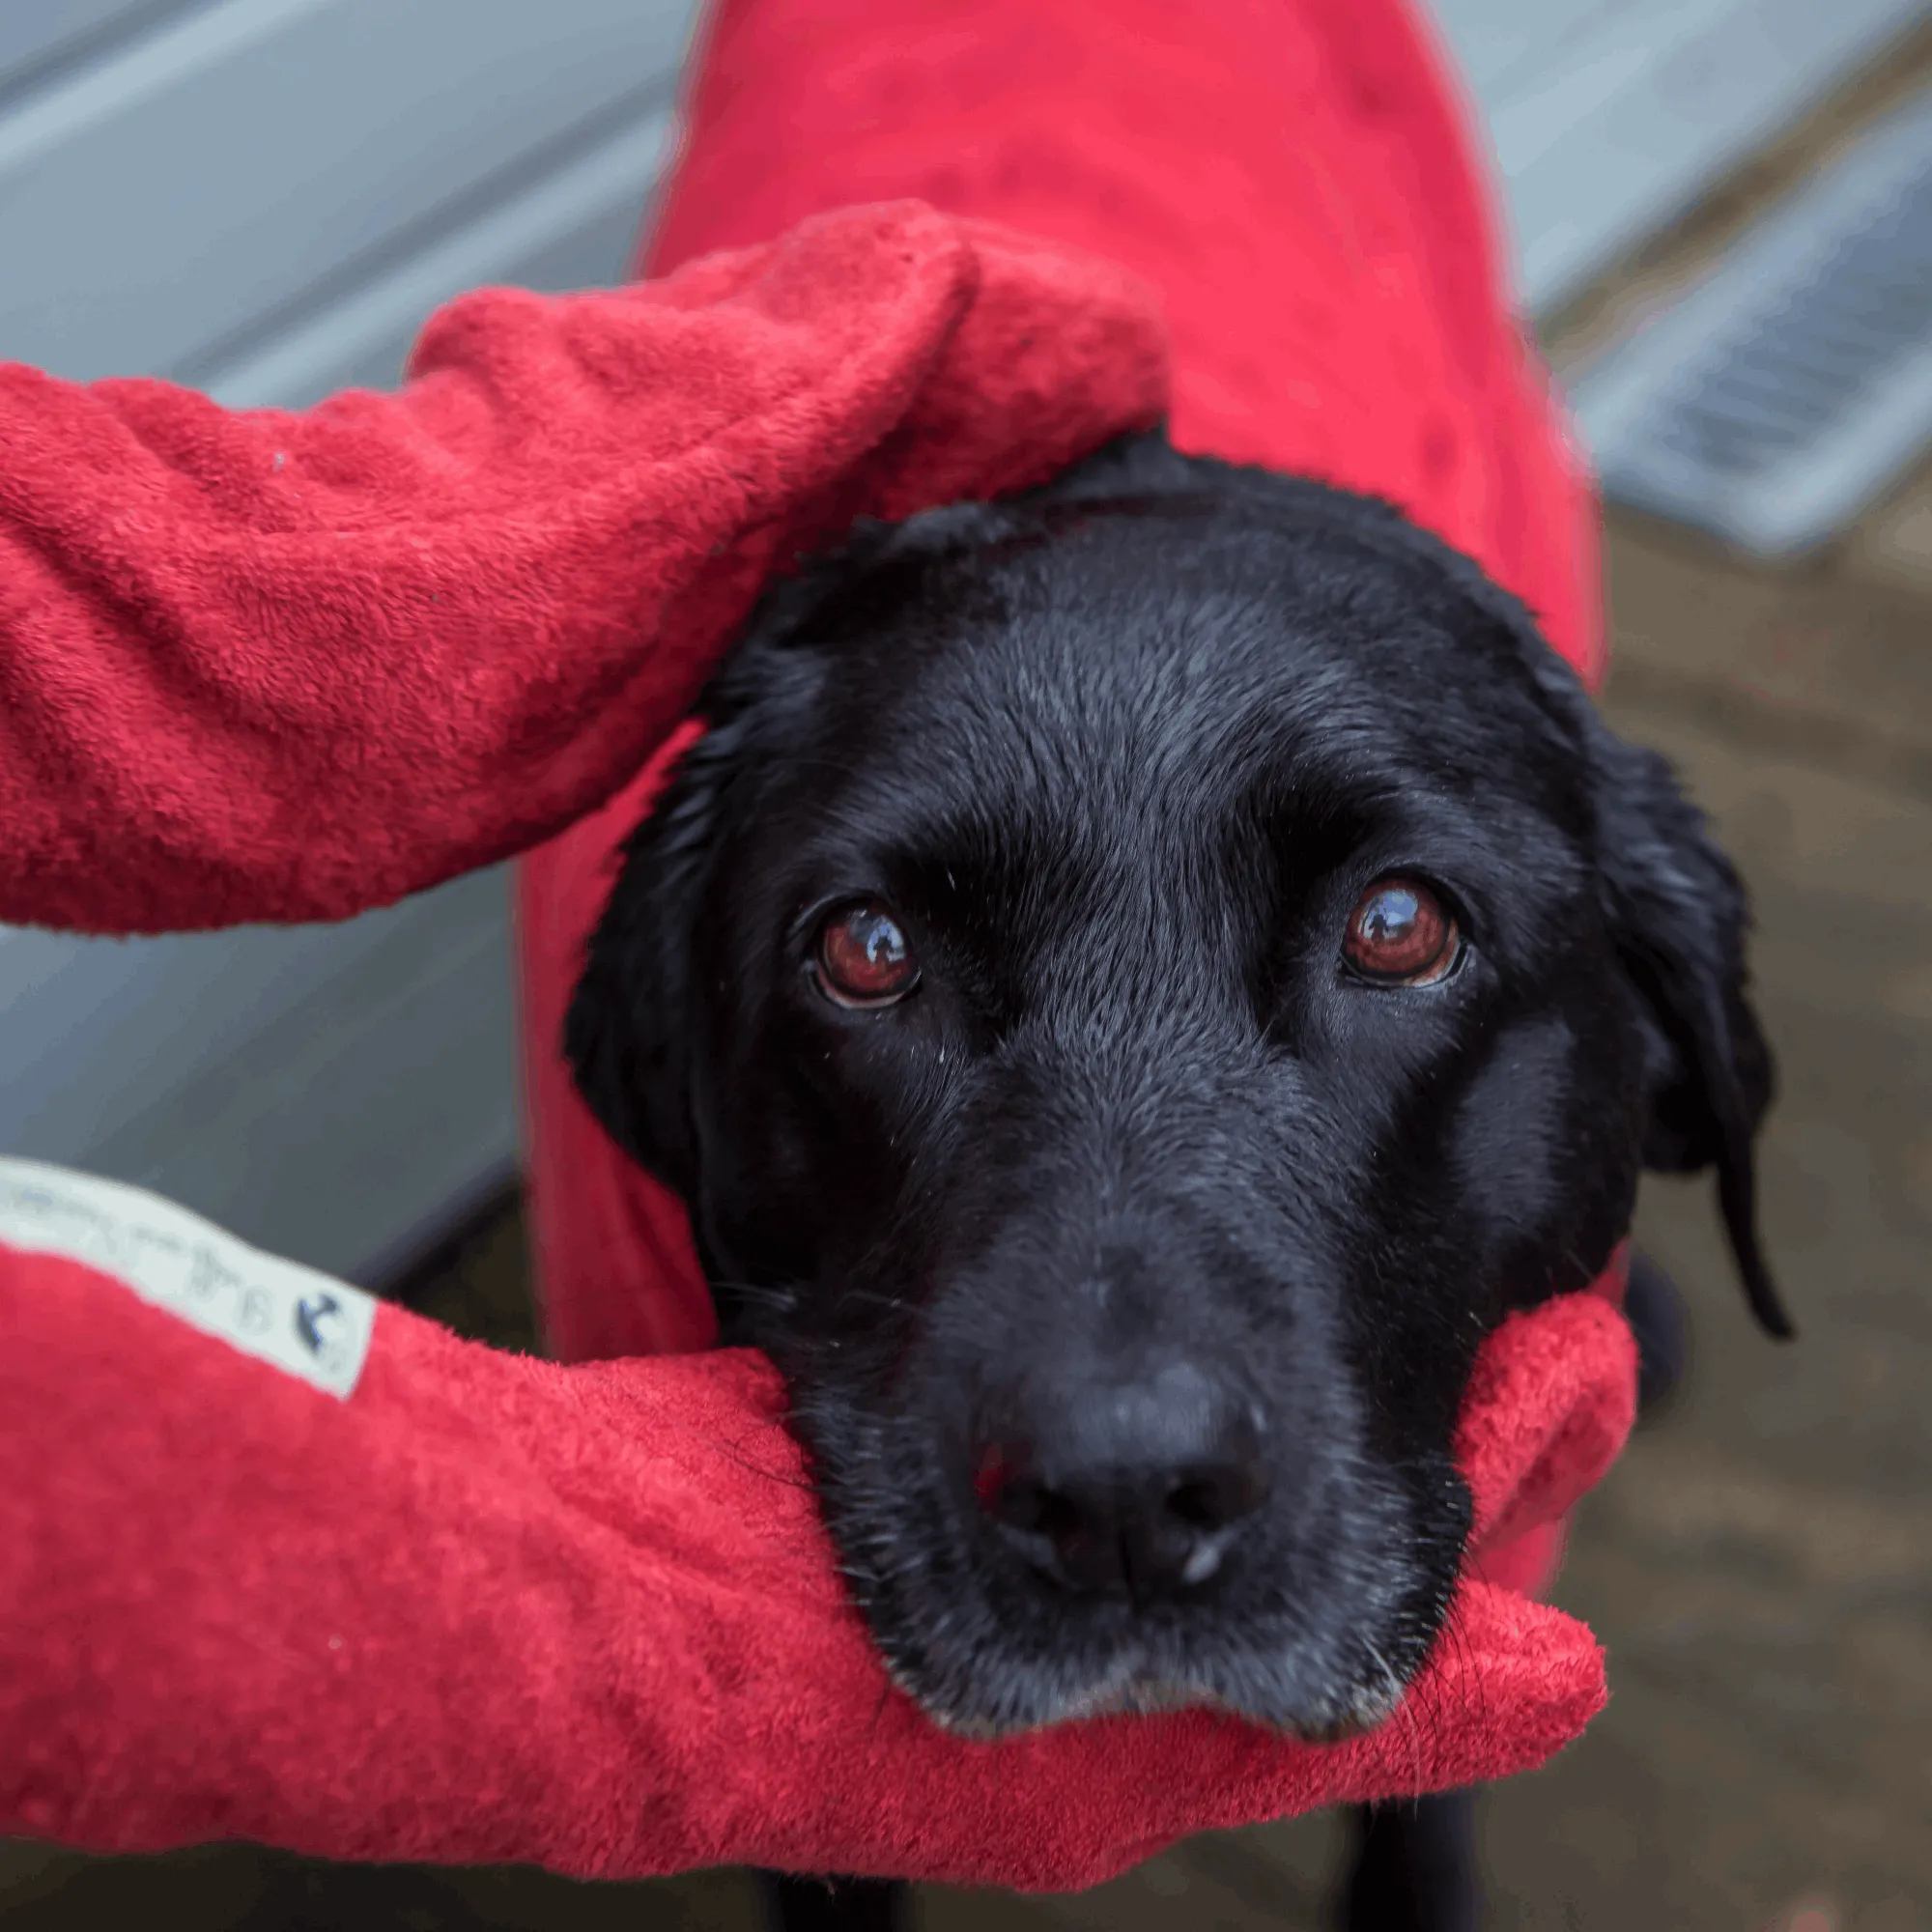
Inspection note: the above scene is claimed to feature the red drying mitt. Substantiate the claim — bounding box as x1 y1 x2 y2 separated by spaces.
0 1161 1633 1888
0 202 1162 933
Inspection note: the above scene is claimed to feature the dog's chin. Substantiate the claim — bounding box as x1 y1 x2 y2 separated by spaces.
863 1604 1431 1742
784 1378 1459 1744
878 1649 1413 1742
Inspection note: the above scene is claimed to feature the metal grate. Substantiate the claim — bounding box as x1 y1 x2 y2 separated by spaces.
1571 89 1932 554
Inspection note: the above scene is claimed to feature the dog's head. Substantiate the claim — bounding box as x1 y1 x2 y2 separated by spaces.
568 432 1784 1736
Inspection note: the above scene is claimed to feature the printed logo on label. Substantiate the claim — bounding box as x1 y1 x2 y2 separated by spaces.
0 1157 376 1399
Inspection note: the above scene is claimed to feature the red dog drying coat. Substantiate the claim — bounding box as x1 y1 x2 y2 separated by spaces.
0 0 1634 1892
520 0 1605 1365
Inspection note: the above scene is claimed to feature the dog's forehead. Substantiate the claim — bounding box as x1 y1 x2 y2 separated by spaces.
798 510 1575 842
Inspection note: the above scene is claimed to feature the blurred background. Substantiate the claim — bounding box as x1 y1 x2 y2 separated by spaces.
2 0 1929 1925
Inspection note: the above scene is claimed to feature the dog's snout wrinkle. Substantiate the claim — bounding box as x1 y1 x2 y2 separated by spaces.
977 1359 1273 1603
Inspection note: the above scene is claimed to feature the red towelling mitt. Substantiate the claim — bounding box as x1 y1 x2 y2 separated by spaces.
0 1161 1632 1887
0 204 1161 933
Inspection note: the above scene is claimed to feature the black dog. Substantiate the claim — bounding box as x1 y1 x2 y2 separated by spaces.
569 431 1788 1925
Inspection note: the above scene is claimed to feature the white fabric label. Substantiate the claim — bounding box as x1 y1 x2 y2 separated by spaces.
0 1156 376 1400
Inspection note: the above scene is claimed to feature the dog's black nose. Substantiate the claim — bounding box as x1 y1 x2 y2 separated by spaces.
975 1362 1272 1599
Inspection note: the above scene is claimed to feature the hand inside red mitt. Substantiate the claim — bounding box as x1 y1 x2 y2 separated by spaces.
0 1158 1632 1889
0 202 1162 934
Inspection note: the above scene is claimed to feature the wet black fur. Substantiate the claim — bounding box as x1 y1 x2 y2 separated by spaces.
568 428 1786 1741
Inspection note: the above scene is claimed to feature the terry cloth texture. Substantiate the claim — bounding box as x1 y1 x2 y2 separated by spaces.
0 0 1633 1883
0 1193 1633 1884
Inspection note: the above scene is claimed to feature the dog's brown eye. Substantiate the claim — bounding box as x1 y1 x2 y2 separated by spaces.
1344 878 1459 985
815 900 919 1008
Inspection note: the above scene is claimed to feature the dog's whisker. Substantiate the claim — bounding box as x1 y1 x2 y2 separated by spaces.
696 1432 815 1493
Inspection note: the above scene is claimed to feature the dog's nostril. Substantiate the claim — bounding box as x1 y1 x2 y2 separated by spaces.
990 1473 1078 1541
1164 1449 1273 1530
1166 1472 1236 1530
975 1425 1272 1602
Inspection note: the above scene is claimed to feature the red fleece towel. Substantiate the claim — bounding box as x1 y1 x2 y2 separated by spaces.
0 1162 1632 1887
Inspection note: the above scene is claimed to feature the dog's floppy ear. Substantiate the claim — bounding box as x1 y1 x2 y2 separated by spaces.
1585 725 1793 1339
564 527 901 1204
564 718 753 1205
